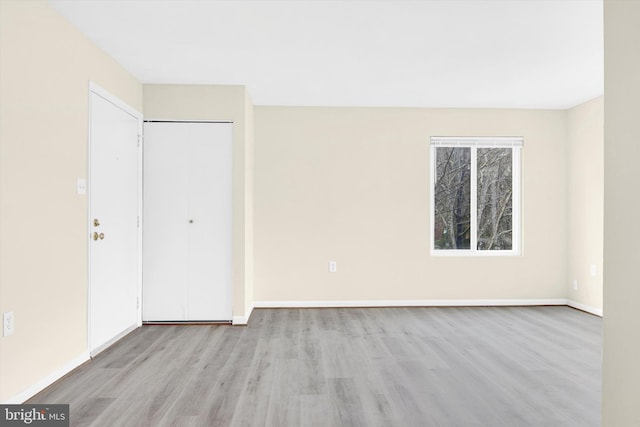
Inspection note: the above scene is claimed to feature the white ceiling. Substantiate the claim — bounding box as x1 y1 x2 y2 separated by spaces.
49 0 603 109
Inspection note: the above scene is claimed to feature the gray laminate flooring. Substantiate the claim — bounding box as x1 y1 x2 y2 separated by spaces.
29 306 602 426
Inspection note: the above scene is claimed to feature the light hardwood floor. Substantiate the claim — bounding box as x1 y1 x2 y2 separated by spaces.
30 306 602 426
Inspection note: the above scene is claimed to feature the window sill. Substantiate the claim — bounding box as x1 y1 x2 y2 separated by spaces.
430 250 521 257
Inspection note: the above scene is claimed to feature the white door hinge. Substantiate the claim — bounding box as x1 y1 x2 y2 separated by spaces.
137 134 142 148
137 216 140 228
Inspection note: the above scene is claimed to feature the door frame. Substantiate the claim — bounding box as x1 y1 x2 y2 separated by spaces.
87 81 143 355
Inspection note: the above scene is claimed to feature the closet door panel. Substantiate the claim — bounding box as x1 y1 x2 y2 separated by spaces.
142 123 190 321
186 123 232 320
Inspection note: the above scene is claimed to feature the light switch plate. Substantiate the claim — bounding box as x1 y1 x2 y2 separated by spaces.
76 178 87 195
3 311 14 336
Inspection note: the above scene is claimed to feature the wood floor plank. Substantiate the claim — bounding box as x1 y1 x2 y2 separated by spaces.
28 306 601 426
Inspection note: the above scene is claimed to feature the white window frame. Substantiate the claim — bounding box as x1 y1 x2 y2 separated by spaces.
430 137 522 256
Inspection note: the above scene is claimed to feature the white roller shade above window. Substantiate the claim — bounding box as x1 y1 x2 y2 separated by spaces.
430 137 524 148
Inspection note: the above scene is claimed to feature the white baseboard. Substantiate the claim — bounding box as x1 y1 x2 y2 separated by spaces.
232 316 246 325
246 304 254 323
90 324 138 357
253 299 569 309
567 300 603 316
232 304 254 326
3 351 90 404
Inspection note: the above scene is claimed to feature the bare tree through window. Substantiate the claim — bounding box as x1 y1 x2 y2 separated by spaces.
434 147 471 249
432 139 519 253
477 148 512 250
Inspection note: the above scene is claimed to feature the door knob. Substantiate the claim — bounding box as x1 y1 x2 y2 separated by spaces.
93 232 99 241
93 218 100 227
99 233 105 240
93 232 105 241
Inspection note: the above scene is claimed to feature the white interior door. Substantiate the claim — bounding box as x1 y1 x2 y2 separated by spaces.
89 85 141 354
143 121 232 322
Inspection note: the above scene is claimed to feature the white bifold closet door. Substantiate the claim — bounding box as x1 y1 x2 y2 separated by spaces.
142 121 232 322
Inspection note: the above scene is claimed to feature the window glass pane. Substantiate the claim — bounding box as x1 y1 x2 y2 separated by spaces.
434 147 471 249
477 148 512 250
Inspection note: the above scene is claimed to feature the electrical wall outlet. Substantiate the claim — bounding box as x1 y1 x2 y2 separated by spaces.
572 280 578 291
3 311 15 336
329 261 337 273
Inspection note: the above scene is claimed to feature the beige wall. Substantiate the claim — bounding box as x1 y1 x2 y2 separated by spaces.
0 0 142 401
143 84 253 322
254 107 568 302
603 1 640 424
567 96 604 313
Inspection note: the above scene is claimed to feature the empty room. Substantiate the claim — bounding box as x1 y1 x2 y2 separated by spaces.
0 0 638 426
